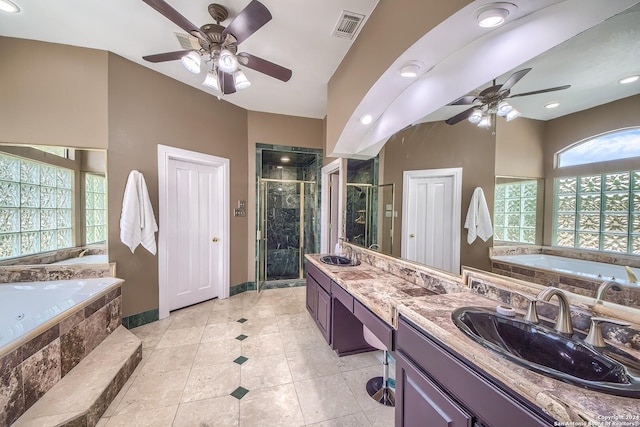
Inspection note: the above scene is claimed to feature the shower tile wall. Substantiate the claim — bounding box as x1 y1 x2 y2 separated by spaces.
346 158 377 247
263 162 318 280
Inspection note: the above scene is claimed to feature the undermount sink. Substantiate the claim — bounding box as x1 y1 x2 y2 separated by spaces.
451 306 640 398
320 255 360 266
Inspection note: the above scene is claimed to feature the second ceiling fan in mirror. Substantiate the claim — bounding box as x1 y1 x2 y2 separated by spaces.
141 0 292 95
445 68 570 127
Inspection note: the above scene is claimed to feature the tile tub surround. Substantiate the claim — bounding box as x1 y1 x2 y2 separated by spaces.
0 264 114 283
396 292 640 425
489 251 640 308
491 245 640 269
0 282 123 426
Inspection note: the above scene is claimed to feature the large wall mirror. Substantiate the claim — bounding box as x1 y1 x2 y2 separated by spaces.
344 5 640 302
0 144 108 266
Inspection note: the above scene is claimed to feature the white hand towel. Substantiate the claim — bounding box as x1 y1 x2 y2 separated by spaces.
120 170 159 254
464 187 493 244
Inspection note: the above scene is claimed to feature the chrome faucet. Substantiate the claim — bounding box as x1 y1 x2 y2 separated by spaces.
595 280 623 304
342 245 359 265
584 317 630 347
536 287 573 335
368 243 380 250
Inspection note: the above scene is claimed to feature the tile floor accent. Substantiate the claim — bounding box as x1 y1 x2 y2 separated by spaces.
98 287 395 426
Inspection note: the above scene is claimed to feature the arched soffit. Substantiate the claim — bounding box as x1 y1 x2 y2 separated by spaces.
332 0 639 158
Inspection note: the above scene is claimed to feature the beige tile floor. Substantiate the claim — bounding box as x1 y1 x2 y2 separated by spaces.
98 287 395 427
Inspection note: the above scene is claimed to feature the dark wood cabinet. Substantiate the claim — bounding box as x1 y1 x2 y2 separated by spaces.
396 351 472 427
396 316 554 427
316 284 331 342
306 262 331 344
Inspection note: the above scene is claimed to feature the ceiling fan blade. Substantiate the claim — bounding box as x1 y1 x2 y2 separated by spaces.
237 53 292 82
448 95 478 106
222 0 272 45
218 70 237 95
508 85 571 98
142 0 207 41
500 68 532 93
445 107 476 125
143 50 192 63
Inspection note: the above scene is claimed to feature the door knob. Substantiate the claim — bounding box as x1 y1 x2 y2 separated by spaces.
212 237 219 242
409 234 415 238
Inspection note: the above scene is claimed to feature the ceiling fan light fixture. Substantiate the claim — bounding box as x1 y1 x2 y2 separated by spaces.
218 49 239 73
619 75 639 85
0 0 20 13
505 108 521 121
233 70 251 90
496 101 513 116
181 51 201 74
203 71 220 90
468 109 483 124
478 114 492 128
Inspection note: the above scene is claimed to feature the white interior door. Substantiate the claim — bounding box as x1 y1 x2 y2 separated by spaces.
158 145 230 319
402 168 462 273
167 159 220 310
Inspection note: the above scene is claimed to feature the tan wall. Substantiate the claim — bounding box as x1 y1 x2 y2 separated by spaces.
325 0 472 155
108 53 248 316
0 37 108 149
382 121 496 272
495 117 545 178
542 94 640 244
246 111 324 280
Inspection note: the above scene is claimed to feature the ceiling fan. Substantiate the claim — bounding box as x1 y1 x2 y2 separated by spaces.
445 68 570 127
141 0 292 95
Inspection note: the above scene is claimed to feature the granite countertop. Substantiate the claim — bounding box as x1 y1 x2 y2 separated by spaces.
305 254 640 424
306 254 441 327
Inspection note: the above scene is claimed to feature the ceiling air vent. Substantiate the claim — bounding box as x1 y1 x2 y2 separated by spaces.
174 32 201 50
332 11 366 39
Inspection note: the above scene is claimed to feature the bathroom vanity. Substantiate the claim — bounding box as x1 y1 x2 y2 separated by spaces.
305 251 640 426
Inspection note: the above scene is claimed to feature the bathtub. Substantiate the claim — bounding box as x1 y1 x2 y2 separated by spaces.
0 277 120 350
491 254 640 285
50 254 109 265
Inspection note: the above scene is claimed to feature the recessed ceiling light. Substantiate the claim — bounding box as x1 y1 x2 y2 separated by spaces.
474 3 516 28
400 61 423 78
360 114 373 125
477 8 508 27
280 156 290 162
276 166 283 169
619 75 639 84
0 0 20 13
545 102 560 109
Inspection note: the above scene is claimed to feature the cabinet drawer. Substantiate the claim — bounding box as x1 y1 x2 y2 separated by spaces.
354 300 393 350
306 261 331 293
331 282 354 312
397 316 553 427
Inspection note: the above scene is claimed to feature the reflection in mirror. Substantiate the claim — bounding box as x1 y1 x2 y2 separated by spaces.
0 144 108 266
345 183 394 252
493 177 544 246
345 5 640 313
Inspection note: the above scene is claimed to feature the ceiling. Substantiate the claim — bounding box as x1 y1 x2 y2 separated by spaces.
421 3 640 124
0 0 379 119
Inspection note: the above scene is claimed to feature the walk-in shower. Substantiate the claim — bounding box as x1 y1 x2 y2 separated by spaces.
255 146 321 292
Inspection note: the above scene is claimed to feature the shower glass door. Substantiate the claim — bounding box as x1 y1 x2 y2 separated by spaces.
256 178 317 292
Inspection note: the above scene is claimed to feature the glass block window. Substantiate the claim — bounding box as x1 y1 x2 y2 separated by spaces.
0 153 73 259
494 180 538 244
30 146 68 158
557 128 640 168
85 173 107 244
553 171 640 254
